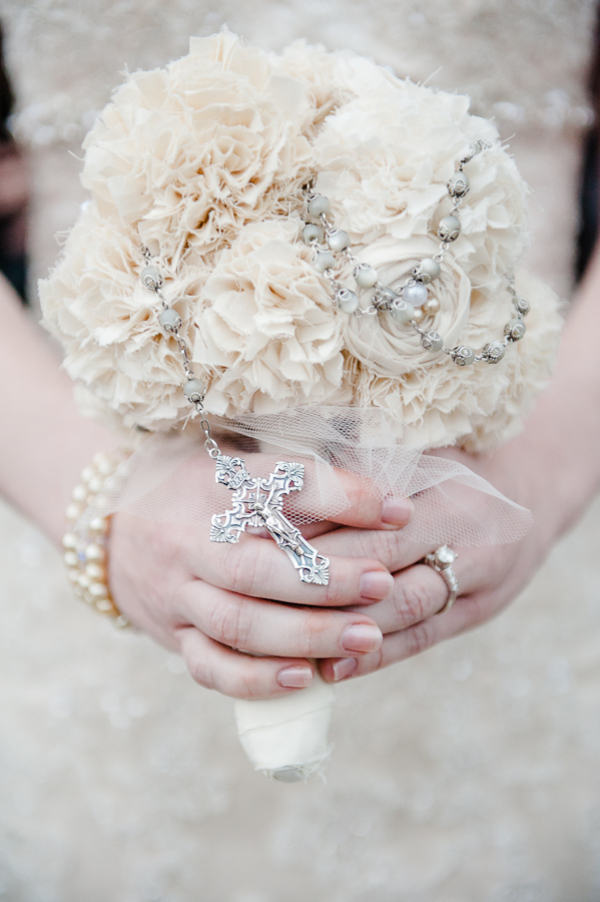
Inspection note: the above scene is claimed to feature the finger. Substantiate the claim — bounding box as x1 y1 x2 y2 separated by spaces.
348 564 454 634
176 625 317 700
319 594 479 683
301 520 339 539
191 534 395 607
248 520 340 541
316 526 433 573
346 548 484 633
230 449 414 531
179 580 383 658
297 465 414 529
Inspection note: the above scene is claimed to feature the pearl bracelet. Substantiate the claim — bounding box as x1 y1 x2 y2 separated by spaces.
62 449 131 628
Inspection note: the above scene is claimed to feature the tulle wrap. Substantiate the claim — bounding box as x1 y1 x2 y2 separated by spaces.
84 406 531 546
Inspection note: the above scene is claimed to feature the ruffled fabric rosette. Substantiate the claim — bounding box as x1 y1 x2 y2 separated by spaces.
40 31 562 780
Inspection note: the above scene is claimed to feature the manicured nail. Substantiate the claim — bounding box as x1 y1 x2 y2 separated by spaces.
359 570 394 601
332 658 358 682
341 623 383 653
381 496 414 526
277 665 313 689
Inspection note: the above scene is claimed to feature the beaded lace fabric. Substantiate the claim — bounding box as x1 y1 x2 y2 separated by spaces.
1 2 600 900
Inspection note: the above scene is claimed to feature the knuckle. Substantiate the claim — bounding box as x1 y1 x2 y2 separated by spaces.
299 612 330 656
347 477 373 517
356 529 400 563
405 621 434 658
207 598 252 649
224 544 264 597
394 577 430 627
355 646 384 677
185 650 215 691
322 576 345 606
236 667 269 701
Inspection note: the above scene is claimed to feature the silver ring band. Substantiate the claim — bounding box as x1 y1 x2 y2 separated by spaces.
422 545 459 614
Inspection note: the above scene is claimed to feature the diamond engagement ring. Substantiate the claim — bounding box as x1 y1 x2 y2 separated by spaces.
422 545 459 614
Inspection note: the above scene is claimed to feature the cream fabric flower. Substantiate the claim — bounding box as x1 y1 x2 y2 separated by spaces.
192 220 348 417
40 31 562 452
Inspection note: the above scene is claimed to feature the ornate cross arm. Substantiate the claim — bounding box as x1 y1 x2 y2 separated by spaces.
210 455 330 585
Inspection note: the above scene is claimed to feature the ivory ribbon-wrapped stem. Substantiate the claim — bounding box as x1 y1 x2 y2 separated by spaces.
234 672 336 782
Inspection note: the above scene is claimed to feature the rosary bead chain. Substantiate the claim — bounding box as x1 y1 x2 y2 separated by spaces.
140 246 221 458
137 247 332 587
301 139 529 366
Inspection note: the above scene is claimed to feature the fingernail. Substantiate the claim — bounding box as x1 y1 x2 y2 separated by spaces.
341 623 382 653
381 497 414 526
332 658 358 682
360 570 394 601
277 665 314 689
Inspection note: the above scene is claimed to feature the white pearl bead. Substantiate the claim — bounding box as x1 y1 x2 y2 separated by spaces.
438 215 461 242
183 378 206 402
327 230 350 253
68 569 81 584
307 194 330 216
96 599 115 614
81 466 95 485
92 451 114 474
64 550 79 568
505 318 526 341
403 283 429 307
417 258 441 283
141 265 163 290
158 308 182 333
88 581 109 600
66 502 84 522
390 299 415 323
62 532 78 550
78 573 91 590
336 289 359 314
313 250 335 273
85 543 105 563
448 172 470 198
86 562 105 581
302 224 323 245
421 331 444 352
89 517 109 535
424 298 440 315
484 341 506 364
72 484 87 503
354 264 378 289
453 346 475 365
412 308 424 324
88 475 104 494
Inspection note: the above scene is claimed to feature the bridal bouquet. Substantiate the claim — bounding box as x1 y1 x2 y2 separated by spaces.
40 31 561 780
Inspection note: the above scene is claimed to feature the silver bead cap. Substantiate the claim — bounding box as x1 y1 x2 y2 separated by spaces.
141 265 163 291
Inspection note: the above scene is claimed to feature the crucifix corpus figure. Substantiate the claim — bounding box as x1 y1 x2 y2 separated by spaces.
209 455 330 586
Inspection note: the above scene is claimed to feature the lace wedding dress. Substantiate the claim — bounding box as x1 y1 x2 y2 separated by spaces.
0 2 598 900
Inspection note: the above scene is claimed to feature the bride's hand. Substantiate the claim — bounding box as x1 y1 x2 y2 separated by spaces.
315 442 558 683
107 450 413 700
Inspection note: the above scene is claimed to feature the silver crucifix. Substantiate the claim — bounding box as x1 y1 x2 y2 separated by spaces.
209 455 330 585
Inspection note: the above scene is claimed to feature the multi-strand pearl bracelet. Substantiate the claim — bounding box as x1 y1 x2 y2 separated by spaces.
62 449 131 628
